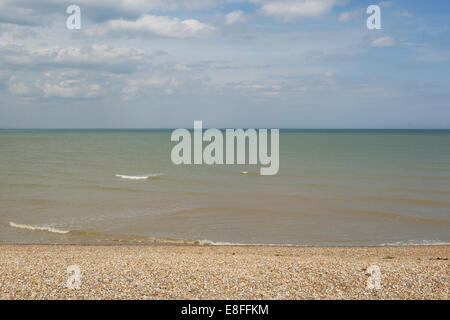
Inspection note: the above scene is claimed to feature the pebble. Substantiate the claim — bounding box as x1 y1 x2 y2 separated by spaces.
0 245 448 299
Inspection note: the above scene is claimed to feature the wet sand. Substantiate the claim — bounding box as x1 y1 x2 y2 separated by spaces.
0 245 448 300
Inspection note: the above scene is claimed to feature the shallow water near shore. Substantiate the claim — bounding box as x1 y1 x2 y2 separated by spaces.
1 129 449 245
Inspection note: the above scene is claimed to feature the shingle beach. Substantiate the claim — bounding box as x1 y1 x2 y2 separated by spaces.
0 245 448 300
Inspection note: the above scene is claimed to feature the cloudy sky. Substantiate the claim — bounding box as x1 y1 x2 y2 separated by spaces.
0 0 449 128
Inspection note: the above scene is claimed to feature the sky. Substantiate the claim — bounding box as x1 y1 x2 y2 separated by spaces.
0 0 449 129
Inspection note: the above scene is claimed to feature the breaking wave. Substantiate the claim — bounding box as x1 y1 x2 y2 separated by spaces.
241 171 259 176
9 221 70 234
115 173 163 180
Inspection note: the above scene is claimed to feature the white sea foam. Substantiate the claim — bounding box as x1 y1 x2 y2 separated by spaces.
9 221 70 234
115 173 163 180
379 240 450 246
196 239 450 247
240 171 259 176
195 239 300 246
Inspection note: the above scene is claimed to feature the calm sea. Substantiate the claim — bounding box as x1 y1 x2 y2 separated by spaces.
1 129 449 245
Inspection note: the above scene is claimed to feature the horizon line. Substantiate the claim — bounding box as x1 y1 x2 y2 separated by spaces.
1 128 449 131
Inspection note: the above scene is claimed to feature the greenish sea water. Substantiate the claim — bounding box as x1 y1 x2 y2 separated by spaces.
0 129 449 245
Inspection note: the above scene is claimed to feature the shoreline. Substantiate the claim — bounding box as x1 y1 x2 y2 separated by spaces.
0 242 450 250
0 244 448 299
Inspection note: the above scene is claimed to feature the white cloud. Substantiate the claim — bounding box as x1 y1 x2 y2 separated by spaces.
233 82 282 90
1 40 150 73
43 83 79 98
174 64 191 71
41 81 102 98
254 0 339 22
371 36 396 47
52 45 145 64
7 72 102 99
8 77 33 96
225 10 246 25
230 81 284 99
86 14 215 38
121 75 180 100
0 0 222 24
263 91 280 96
339 8 364 22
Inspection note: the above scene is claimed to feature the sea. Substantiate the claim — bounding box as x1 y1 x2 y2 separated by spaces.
0 129 449 246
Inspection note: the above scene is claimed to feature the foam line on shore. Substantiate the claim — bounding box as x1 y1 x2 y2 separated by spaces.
6 221 449 246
